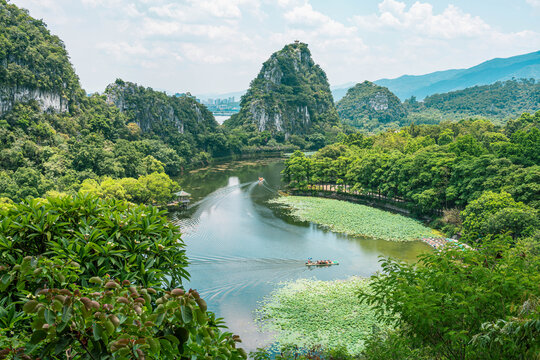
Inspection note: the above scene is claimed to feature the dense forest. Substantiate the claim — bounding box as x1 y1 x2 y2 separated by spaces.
283 111 540 236
421 78 540 119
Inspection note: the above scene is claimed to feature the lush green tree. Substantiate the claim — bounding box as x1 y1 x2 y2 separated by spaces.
361 238 540 360
283 151 311 190
79 172 180 205
461 191 538 242
283 112 539 216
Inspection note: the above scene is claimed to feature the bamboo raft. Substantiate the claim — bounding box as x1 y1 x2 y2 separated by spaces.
305 261 339 267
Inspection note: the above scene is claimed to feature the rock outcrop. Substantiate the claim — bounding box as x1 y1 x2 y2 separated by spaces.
0 87 68 115
105 79 217 137
225 42 338 136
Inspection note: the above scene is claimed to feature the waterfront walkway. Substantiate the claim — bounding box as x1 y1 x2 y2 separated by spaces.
421 237 472 250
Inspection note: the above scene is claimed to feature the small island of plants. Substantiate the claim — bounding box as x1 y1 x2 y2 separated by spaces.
270 196 436 242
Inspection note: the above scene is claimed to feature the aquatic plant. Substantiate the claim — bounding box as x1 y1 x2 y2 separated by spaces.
270 196 435 242
256 277 387 356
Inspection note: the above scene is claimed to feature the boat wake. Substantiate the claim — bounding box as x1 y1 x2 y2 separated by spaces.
189 254 304 266
172 181 253 234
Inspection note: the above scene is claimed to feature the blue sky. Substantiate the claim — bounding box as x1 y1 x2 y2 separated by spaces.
13 0 540 95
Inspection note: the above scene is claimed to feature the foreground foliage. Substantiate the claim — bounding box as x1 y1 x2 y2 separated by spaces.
0 194 247 358
0 194 188 287
256 277 386 356
270 196 435 241
361 238 540 359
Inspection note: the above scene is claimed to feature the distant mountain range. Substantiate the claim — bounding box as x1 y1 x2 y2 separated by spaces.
199 50 540 105
332 50 540 102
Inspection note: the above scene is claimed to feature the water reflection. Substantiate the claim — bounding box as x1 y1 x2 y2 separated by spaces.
173 159 432 352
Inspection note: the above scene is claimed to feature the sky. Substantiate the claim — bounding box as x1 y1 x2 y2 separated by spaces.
12 0 540 96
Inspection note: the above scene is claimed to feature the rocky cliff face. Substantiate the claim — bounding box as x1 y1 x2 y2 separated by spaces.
0 0 80 116
225 42 338 136
336 81 407 132
0 87 68 115
105 79 216 137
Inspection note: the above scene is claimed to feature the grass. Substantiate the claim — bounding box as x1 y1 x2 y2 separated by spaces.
270 196 436 242
256 277 386 356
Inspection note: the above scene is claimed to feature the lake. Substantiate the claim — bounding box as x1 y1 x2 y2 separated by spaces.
172 158 431 351
214 115 231 124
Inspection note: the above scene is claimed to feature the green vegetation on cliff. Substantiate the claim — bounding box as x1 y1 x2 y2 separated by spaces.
105 79 218 143
225 42 340 138
337 81 408 133
0 0 81 111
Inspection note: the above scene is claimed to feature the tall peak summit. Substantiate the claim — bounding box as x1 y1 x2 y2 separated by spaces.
225 42 338 136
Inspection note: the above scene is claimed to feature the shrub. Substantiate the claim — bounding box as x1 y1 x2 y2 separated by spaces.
0 194 188 288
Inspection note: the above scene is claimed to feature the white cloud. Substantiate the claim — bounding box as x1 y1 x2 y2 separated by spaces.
189 0 242 19
125 3 143 17
180 43 230 64
97 42 149 57
149 0 260 21
354 0 490 39
149 4 188 19
81 0 123 7
141 18 180 36
526 0 540 7
284 3 359 37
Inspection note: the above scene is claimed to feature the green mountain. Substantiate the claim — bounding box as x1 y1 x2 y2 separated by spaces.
336 81 407 133
0 0 81 114
225 42 339 136
375 50 540 100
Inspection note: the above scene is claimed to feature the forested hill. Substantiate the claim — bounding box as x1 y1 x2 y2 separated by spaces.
105 79 218 143
0 0 82 114
225 42 339 136
336 81 407 133
421 79 540 119
341 79 539 134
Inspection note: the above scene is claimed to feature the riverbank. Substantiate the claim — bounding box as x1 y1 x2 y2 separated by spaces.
256 277 387 356
270 196 437 242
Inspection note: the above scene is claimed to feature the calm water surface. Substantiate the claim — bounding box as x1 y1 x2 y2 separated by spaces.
172 159 431 351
